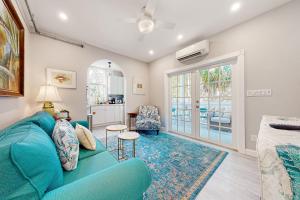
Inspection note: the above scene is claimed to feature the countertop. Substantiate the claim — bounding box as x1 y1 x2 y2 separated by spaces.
88 104 124 107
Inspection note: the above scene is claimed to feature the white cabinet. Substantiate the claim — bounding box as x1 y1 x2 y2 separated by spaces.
91 105 124 126
109 76 123 95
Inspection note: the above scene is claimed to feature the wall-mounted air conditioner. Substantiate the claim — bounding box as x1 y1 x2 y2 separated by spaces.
176 40 209 62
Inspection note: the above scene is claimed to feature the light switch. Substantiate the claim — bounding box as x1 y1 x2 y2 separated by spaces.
247 89 272 97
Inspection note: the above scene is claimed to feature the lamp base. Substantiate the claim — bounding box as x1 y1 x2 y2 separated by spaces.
43 101 55 115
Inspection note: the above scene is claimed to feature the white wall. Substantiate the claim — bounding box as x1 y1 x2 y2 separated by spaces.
149 0 300 150
0 4 150 129
27 34 150 122
0 0 31 129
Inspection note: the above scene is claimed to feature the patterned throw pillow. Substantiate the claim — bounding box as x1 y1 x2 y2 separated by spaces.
75 124 96 150
52 120 79 171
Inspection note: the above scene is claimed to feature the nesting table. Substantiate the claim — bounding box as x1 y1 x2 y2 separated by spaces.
118 131 140 160
105 124 127 149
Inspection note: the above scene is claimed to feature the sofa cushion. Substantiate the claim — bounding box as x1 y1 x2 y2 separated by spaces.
6 112 56 137
28 112 56 136
79 138 106 160
0 123 63 199
70 120 89 129
63 151 118 185
11 124 64 197
52 120 79 171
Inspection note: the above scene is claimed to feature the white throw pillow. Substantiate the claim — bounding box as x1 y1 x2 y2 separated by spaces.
75 124 96 150
52 120 79 171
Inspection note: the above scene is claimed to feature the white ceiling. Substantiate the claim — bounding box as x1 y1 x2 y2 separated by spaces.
19 0 291 63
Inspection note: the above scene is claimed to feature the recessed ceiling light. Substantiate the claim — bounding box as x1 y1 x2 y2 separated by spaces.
149 50 154 55
231 2 241 12
177 34 183 40
58 12 68 21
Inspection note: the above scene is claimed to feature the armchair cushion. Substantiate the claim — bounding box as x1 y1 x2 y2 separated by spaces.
136 118 161 130
138 105 159 120
136 105 161 130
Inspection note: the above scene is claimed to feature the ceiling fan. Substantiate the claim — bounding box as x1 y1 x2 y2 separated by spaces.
123 0 176 35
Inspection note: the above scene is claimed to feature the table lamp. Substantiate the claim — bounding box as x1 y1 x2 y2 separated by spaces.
36 85 62 115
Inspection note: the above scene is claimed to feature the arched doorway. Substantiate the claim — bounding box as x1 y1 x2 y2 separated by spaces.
87 59 126 128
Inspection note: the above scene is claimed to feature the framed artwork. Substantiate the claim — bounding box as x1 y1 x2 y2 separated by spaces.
47 68 77 89
0 0 25 96
133 77 145 95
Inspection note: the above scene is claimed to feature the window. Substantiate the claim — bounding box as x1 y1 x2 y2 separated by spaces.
87 66 108 105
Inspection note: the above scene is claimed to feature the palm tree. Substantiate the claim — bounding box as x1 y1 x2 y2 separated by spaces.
200 65 232 96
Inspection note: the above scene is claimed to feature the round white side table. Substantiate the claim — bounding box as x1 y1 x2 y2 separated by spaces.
105 124 127 149
117 131 140 160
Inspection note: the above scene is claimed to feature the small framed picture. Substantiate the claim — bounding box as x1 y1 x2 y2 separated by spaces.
133 77 145 95
57 110 69 119
47 68 77 89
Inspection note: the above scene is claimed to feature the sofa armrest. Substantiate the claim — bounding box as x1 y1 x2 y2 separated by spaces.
42 159 151 200
70 120 89 129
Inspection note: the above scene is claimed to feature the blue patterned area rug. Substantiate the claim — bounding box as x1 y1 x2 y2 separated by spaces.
103 132 228 200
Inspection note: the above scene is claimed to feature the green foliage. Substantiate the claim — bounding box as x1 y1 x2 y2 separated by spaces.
200 65 232 95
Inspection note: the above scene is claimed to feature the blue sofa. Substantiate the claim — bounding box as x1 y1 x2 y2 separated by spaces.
0 112 151 200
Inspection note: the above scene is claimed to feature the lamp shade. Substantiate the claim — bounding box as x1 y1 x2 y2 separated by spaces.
36 85 62 102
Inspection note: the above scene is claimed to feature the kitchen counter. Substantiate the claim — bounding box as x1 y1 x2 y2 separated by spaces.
87 104 125 126
88 104 124 107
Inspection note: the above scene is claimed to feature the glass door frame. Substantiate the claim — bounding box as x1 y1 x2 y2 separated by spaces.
194 62 237 149
165 50 245 153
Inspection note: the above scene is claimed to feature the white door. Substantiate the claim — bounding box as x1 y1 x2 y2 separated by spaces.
170 72 193 136
169 60 238 149
195 62 237 149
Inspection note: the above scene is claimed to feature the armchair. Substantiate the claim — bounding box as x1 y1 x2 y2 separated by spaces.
136 105 161 135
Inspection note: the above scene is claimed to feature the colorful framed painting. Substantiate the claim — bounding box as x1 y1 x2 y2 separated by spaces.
0 0 25 96
133 77 145 95
47 68 77 89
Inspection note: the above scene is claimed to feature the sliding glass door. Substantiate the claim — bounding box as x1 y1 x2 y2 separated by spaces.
169 62 237 149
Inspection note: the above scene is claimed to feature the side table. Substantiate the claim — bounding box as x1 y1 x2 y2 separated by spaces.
128 112 138 131
105 124 127 149
118 131 140 160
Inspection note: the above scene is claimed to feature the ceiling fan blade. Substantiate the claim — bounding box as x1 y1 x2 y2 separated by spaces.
122 18 138 24
145 0 157 16
155 20 176 29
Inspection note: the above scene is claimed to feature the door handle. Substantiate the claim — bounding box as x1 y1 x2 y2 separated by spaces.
196 106 199 109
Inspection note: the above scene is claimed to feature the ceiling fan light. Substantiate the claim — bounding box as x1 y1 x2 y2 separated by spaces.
138 18 154 34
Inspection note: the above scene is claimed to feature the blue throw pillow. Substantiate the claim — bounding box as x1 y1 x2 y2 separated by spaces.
276 145 300 200
10 124 63 198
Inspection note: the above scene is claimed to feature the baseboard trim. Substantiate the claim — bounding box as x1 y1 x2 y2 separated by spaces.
160 127 167 131
245 149 257 157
